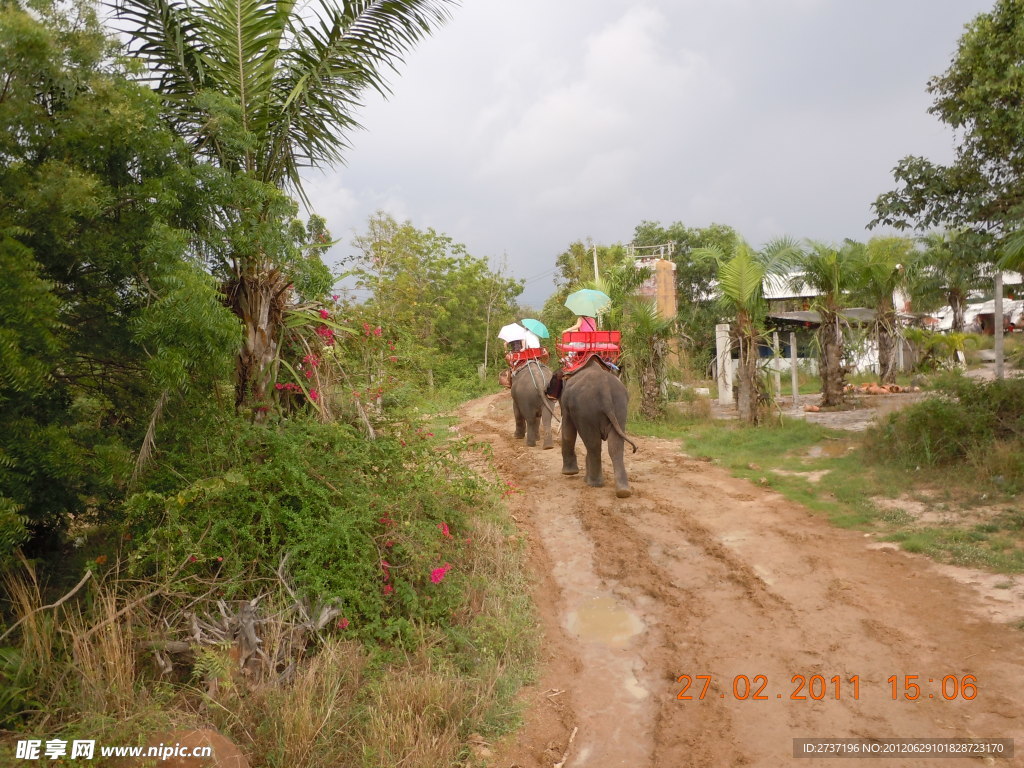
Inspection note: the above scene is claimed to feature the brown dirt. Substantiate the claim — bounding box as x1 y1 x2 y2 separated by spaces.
456 392 1024 768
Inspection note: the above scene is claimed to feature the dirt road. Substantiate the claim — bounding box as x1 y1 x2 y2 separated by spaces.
457 392 1024 768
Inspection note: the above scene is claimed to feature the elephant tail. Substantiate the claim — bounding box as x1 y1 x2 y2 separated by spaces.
602 389 638 453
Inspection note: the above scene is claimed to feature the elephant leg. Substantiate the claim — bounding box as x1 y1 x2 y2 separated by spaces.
607 431 631 498
541 400 554 449
582 432 604 487
512 396 525 439
560 411 579 475
525 407 539 447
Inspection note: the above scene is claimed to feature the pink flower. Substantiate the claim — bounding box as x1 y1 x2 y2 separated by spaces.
304 369 314 379
437 522 452 539
309 389 319 401
373 326 382 337
337 618 349 630
188 556 197 563
430 563 451 584
332 294 339 300
385 540 394 548
319 309 330 319
383 584 394 596
388 356 398 362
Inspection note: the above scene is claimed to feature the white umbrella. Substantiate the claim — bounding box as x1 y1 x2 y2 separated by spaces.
498 323 529 342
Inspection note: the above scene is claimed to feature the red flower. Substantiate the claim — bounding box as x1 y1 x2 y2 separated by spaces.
373 326 382 336
383 584 394 596
430 563 451 584
337 617 350 630
309 389 320 401
437 522 452 539
319 309 330 319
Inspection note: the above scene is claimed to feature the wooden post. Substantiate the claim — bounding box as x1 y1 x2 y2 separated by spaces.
790 331 799 410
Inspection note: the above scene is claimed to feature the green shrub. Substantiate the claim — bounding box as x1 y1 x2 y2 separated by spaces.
123 409 492 642
867 376 1024 471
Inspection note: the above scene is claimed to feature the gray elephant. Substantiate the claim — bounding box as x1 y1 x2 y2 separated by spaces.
510 361 555 448
559 357 637 497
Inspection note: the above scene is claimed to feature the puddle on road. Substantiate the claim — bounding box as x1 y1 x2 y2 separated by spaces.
567 595 645 647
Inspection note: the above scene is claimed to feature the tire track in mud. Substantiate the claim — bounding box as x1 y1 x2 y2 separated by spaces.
458 393 1024 768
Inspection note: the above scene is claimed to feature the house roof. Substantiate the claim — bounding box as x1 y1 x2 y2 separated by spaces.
763 272 817 300
767 307 876 327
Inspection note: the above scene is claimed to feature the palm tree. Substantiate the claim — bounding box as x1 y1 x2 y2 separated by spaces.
694 238 801 423
115 0 455 408
791 241 856 407
619 298 675 420
849 236 915 385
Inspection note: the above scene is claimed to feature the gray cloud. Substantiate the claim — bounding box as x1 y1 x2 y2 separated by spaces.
302 0 992 306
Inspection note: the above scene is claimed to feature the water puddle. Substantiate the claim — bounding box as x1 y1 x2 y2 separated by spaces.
567 595 645 647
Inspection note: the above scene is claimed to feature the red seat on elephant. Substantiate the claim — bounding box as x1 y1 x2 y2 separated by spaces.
557 331 621 373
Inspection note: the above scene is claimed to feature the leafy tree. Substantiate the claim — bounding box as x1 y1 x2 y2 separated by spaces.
694 238 800 423
791 242 857 407
116 0 456 408
0 0 238 556
848 236 916 384
344 212 523 386
872 0 1024 374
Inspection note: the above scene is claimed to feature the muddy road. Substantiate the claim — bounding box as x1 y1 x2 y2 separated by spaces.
457 392 1024 768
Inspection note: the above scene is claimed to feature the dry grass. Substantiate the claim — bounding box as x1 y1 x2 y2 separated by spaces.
1 494 536 768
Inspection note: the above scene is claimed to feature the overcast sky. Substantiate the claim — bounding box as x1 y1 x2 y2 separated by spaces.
301 0 993 307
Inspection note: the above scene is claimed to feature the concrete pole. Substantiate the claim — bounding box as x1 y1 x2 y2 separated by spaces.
716 323 733 406
790 331 799 410
772 331 782 398
995 272 1004 380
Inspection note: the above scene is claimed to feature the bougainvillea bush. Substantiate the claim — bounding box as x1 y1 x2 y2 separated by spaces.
122 406 492 642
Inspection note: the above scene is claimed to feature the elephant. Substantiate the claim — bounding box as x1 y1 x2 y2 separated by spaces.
510 361 555 448
559 356 638 497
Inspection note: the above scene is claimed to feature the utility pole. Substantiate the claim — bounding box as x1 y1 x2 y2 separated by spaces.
593 244 600 282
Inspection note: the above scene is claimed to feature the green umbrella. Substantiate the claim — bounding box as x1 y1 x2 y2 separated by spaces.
520 318 550 338
564 289 611 317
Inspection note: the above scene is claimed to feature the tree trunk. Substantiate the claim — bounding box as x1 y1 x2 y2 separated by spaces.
227 269 290 418
950 292 965 333
735 319 760 424
818 312 848 407
877 316 899 385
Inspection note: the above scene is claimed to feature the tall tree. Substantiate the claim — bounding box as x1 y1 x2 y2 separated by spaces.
694 238 800 424
872 0 1024 377
116 0 456 407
